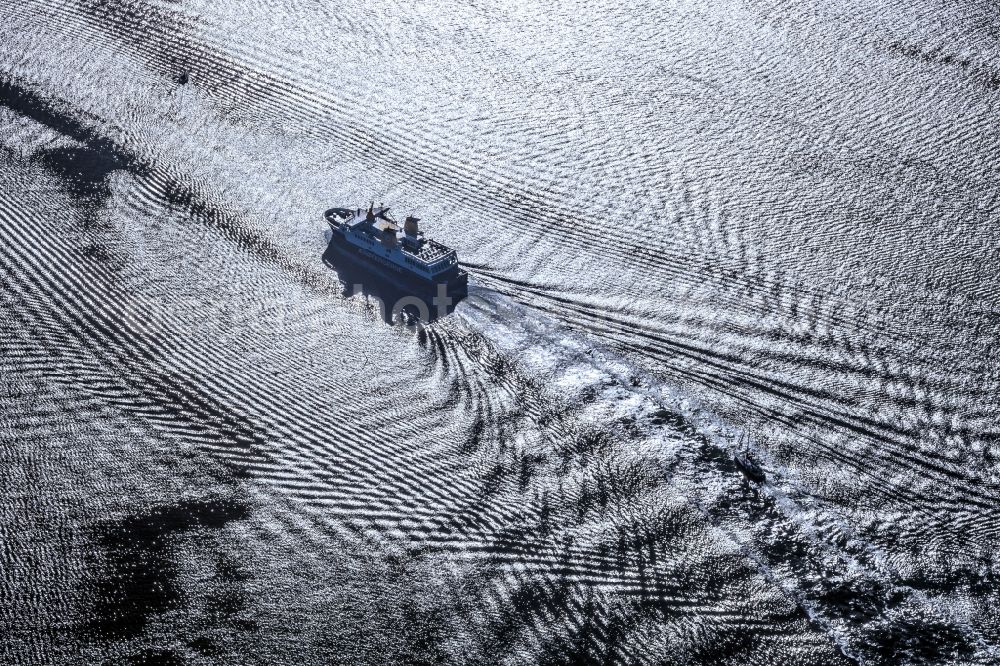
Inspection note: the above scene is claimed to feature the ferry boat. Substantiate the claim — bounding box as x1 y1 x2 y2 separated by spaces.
324 204 468 299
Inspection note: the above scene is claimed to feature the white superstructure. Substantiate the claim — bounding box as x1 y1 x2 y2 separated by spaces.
326 205 461 281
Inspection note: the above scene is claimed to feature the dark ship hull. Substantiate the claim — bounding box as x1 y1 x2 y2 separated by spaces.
325 229 468 301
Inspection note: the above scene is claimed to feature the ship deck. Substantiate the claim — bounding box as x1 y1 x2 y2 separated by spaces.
328 206 457 266
404 239 453 263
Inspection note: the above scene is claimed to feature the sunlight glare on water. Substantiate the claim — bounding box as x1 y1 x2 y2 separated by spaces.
1 0 999 663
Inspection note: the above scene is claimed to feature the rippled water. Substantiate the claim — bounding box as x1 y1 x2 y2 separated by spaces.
2 1 999 664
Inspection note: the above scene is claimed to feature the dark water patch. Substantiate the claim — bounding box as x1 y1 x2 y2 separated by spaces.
812 577 903 627
865 613 978 665
187 635 219 656
0 76 143 174
886 41 1000 89
124 648 184 665
84 497 250 640
79 242 115 263
0 77 137 249
36 144 128 204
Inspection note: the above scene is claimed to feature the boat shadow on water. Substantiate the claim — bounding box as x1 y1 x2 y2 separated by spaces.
322 235 465 325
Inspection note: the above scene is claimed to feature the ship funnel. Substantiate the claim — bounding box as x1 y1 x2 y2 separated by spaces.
380 225 397 247
404 216 419 236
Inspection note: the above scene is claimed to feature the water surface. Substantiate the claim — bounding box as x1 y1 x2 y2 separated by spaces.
2 1 999 663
